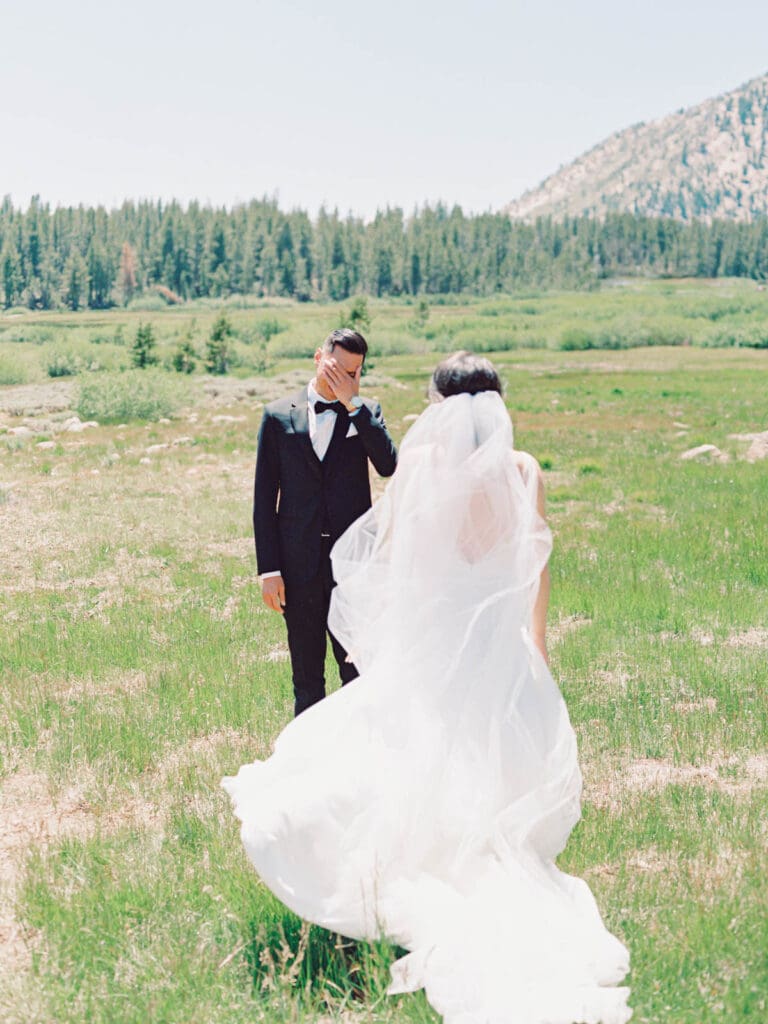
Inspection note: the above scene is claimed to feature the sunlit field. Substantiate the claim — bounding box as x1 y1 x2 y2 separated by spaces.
1 282 767 1023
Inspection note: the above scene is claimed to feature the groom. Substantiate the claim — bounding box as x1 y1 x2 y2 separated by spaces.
253 328 397 716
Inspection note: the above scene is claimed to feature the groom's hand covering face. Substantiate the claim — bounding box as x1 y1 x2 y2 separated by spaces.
315 346 363 406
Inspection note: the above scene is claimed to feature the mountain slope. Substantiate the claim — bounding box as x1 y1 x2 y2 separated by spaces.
506 73 768 222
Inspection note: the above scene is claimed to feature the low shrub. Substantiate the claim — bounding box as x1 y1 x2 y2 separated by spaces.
252 318 287 343
45 348 82 377
76 369 188 422
126 293 168 312
171 341 197 374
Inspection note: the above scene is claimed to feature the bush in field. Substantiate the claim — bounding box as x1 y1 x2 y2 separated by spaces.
253 317 286 342
126 293 167 312
205 314 233 374
406 299 431 332
131 323 158 368
239 340 270 374
267 332 317 359
45 347 83 377
559 328 597 351
703 324 768 348
76 370 187 422
339 296 371 333
0 357 26 385
171 340 197 374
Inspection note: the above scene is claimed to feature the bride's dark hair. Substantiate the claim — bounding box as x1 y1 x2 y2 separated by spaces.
429 351 503 401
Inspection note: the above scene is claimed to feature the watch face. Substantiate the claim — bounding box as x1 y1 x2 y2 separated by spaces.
351 396 363 408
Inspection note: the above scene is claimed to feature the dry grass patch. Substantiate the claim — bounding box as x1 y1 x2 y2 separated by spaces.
582 752 768 812
150 727 264 786
623 754 768 797
549 613 593 644
264 643 290 663
0 766 163 980
586 844 751 900
673 697 718 714
44 667 152 703
725 627 768 649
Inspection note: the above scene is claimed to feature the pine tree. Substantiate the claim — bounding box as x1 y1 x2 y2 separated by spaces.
131 322 158 368
63 250 88 311
172 340 196 373
1 240 21 308
205 313 233 374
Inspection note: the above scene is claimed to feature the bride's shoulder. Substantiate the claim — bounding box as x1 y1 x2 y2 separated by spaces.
511 450 546 511
512 449 543 477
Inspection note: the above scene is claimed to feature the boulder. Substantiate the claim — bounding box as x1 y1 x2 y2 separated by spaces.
680 444 728 462
61 416 99 433
746 434 768 462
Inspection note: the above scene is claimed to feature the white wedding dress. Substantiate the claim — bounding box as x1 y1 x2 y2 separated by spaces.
223 392 631 1024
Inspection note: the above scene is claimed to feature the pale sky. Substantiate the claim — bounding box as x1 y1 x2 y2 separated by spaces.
2 0 767 218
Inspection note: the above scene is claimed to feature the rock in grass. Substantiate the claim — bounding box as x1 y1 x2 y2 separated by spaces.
61 416 99 433
726 429 768 461
746 434 768 462
680 444 727 462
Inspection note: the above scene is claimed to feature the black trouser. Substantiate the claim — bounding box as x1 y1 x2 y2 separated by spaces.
283 539 358 716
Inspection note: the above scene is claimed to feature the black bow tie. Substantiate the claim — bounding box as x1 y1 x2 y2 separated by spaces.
314 400 345 415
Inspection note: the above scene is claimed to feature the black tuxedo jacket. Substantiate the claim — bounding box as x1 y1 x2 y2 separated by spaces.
253 387 397 586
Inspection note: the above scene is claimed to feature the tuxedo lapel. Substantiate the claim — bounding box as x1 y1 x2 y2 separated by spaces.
290 388 322 478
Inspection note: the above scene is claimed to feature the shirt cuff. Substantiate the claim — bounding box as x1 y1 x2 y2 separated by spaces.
260 570 282 580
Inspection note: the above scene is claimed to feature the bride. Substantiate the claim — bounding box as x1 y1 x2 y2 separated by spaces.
223 351 632 1024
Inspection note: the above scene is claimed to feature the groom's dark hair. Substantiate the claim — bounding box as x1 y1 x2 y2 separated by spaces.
322 328 368 361
429 351 503 400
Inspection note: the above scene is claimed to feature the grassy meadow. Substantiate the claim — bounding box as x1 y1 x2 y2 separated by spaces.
1 279 767 1023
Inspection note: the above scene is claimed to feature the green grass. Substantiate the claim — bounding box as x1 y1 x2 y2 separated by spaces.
0 292 767 1022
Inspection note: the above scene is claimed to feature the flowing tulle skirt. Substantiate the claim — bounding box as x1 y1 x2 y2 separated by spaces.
223 611 631 1023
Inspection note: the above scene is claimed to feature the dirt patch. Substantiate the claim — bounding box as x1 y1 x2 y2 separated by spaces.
0 767 160 977
725 627 768 649
0 546 176 603
151 727 263 785
549 614 592 644
205 537 253 560
51 668 151 701
586 844 748 896
0 726 256 982
0 381 75 417
593 668 632 691
673 697 718 714
584 753 768 812
623 754 768 796
690 626 715 647
264 643 290 663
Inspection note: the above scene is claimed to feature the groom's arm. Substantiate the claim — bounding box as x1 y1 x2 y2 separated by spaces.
253 411 281 576
351 402 397 477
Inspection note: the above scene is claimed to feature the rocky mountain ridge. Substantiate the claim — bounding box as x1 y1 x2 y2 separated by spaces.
506 73 768 222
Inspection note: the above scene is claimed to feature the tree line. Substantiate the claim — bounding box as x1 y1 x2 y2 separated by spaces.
2 195 768 310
